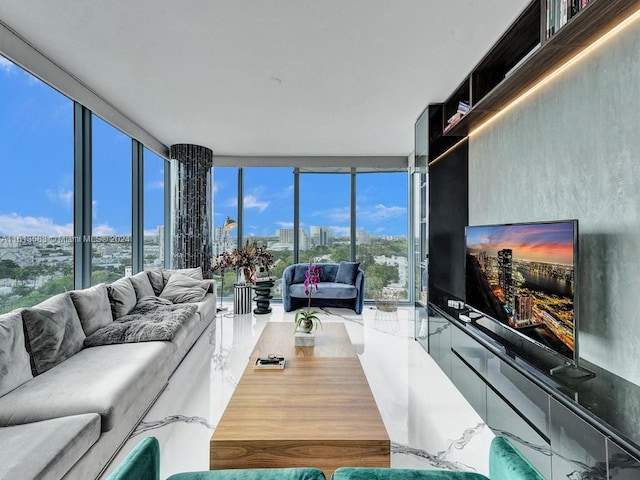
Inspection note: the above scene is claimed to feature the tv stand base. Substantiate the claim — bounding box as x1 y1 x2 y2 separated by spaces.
549 363 595 380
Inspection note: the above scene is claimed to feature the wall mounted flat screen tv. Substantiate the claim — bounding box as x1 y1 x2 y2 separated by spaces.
465 220 578 363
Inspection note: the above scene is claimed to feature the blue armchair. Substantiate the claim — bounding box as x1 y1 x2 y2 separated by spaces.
282 262 365 314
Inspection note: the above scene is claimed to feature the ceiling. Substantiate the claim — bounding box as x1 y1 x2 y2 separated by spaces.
0 0 529 156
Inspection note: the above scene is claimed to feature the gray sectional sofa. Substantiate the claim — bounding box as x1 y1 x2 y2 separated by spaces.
0 267 217 480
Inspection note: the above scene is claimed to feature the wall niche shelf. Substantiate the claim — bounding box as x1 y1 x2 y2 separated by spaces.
442 0 640 137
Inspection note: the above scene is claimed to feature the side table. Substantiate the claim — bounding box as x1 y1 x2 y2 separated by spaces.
233 284 252 314
252 279 274 314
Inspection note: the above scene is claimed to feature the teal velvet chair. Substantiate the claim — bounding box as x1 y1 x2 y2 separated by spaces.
107 436 327 480
331 437 544 480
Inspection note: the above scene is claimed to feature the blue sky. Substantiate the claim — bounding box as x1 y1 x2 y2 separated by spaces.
1 55 407 238
214 169 408 237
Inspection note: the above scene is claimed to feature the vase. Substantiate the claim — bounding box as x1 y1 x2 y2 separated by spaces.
237 267 253 285
298 318 314 333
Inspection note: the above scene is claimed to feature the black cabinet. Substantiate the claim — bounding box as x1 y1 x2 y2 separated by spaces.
422 305 640 479
606 440 640 479
549 397 608 480
485 388 551 479
427 305 452 378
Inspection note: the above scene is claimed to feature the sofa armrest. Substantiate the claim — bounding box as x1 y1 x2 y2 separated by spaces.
203 279 217 295
282 265 296 312
354 269 365 314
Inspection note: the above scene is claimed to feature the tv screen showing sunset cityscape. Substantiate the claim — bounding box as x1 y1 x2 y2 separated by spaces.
465 221 576 359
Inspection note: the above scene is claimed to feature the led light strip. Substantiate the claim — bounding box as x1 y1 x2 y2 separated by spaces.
469 7 640 137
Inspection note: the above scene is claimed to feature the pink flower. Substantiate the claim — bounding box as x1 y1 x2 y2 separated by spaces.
304 262 322 308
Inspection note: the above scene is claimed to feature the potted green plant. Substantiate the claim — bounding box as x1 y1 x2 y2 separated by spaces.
294 262 323 333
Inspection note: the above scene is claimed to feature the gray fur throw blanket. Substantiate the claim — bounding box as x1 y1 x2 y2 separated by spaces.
84 296 197 347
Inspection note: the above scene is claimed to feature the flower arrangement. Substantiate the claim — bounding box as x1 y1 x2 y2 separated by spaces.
211 240 274 283
294 262 323 332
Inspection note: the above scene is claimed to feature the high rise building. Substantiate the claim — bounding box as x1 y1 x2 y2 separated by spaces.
356 230 372 245
276 228 310 251
515 293 533 326
498 249 514 308
310 226 334 247
158 225 165 264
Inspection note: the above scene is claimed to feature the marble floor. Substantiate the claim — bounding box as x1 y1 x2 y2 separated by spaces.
101 303 494 479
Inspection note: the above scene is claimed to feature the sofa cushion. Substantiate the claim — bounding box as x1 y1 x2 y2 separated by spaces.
0 414 101 480
162 267 204 284
160 273 209 304
146 268 166 296
335 261 360 285
319 264 337 282
22 293 86 375
0 341 173 432
289 282 357 299
130 271 156 300
70 283 113 336
107 277 137 319
0 310 33 396
292 264 308 284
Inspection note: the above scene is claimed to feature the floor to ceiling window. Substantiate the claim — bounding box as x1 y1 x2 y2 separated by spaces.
212 167 410 304
91 115 132 284
244 167 294 297
212 167 239 300
299 173 352 264
0 55 74 313
356 171 408 300
143 148 166 269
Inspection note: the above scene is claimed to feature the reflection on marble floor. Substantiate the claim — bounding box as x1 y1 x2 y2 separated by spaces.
101 304 495 479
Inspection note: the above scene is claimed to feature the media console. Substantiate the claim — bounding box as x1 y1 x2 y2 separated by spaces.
417 300 640 479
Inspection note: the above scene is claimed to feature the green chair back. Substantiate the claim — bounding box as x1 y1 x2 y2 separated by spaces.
107 436 160 480
489 436 545 480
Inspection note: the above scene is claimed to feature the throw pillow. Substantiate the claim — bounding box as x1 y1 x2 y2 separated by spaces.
159 273 209 304
161 267 204 285
69 284 113 336
292 265 308 284
335 261 360 285
0 310 33 396
107 277 137 319
21 293 86 375
146 268 165 296
129 271 156 300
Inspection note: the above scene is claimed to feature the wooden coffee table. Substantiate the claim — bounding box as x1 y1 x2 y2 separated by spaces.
210 322 390 478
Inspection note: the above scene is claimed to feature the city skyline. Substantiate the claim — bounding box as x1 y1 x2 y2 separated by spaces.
466 222 575 266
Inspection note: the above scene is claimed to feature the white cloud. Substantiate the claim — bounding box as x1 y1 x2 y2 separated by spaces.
46 189 73 208
0 57 16 74
330 226 351 237
147 180 164 190
271 184 294 200
313 207 350 223
0 213 73 236
244 195 269 213
362 204 406 221
276 221 294 228
92 200 98 219
92 224 117 236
